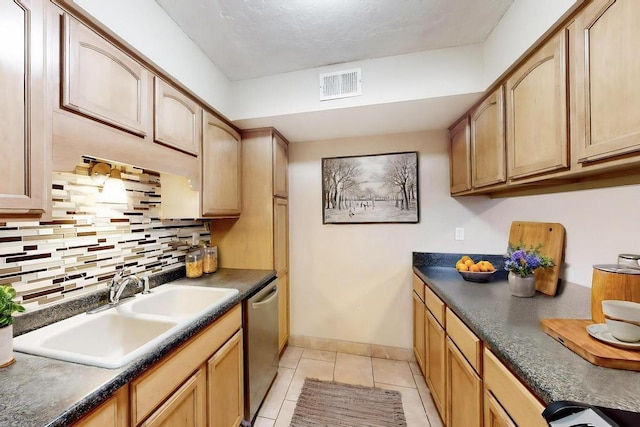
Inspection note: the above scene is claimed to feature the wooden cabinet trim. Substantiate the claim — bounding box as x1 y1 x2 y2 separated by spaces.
207 329 244 427
139 368 206 427
412 292 426 374
470 86 506 188
74 385 129 427
412 274 425 302
484 389 516 427
130 305 241 425
426 309 447 423
483 349 546 427
446 337 482 427
153 77 201 156
506 29 569 180
424 285 445 327
446 307 482 374
449 117 472 194
62 14 149 137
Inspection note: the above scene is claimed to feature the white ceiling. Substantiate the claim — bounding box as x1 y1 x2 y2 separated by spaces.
155 0 513 81
153 0 514 141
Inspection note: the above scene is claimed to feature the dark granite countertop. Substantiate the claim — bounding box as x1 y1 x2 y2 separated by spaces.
0 268 275 427
413 252 640 413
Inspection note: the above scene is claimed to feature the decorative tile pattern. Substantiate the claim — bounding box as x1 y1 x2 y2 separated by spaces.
1 158 207 311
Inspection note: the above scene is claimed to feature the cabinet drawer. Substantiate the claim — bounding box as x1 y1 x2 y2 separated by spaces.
483 349 546 427
425 285 445 326
412 274 425 302
446 307 482 374
130 305 241 424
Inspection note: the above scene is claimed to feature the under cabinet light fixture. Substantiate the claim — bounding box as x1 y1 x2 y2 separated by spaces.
90 162 128 204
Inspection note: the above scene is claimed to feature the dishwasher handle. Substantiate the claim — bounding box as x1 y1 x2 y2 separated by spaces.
251 285 278 309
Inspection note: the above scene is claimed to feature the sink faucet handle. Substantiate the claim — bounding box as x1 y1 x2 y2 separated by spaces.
140 275 151 294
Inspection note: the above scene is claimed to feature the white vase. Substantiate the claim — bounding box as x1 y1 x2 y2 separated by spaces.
0 324 15 368
508 272 536 297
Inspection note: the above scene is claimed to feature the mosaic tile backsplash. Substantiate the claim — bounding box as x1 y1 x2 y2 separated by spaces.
0 159 206 311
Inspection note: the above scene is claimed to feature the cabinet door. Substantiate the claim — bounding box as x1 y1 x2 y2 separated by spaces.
571 0 640 162
426 310 447 424
277 271 290 352
141 368 206 427
471 86 506 188
446 338 482 427
449 117 471 194
207 330 243 427
274 198 289 274
484 390 516 427
506 30 569 179
74 386 129 427
62 15 148 136
154 77 201 155
0 0 47 214
202 112 241 217
412 292 426 375
273 133 288 198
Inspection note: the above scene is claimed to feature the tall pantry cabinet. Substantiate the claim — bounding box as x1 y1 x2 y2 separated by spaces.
211 128 290 352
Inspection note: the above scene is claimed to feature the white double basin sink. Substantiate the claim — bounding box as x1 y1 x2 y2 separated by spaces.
13 284 239 369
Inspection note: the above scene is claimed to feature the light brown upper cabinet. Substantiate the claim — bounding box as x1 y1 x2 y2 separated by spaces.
62 14 149 136
273 133 288 198
470 86 506 188
506 30 569 180
571 0 640 163
449 117 471 194
201 112 242 217
154 77 201 156
0 0 48 215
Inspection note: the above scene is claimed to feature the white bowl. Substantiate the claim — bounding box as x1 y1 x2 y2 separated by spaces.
602 300 640 342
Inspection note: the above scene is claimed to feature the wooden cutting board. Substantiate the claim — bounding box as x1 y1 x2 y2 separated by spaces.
508 221 565 296
541 319 640 371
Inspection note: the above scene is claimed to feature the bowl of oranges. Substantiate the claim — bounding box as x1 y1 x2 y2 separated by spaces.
455 256 496 282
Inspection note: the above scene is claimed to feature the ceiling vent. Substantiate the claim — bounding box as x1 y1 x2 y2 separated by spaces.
319 68 362 101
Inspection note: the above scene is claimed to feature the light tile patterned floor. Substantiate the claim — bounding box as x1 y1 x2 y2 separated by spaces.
254 346 444 427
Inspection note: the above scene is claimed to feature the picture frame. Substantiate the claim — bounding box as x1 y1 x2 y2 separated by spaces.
322 151 419 224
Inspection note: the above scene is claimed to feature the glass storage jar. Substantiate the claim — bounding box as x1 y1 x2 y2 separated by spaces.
185 248 203 278
203 246 218 274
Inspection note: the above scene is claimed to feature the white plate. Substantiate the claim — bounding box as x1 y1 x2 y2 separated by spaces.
586 323 640 350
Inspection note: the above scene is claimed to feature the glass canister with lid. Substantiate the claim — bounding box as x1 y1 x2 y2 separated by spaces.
185 247 203 278
203 245 218 273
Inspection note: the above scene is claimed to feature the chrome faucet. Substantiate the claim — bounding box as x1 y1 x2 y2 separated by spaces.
109 273 150 305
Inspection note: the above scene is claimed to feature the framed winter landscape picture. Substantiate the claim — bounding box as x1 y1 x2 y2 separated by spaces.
322 151 419 224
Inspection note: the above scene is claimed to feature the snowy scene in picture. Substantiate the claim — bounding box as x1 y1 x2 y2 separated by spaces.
322 152 418 224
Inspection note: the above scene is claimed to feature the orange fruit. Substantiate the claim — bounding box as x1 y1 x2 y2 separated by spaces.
485 261 495 272
461 255 472 262
464 259 474 267
469 264 481 272
455 261 466 271
478 261 489 272
458 263 469 272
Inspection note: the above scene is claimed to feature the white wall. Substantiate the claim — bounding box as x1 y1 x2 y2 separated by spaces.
483 0 578 86
73 0 233 117
231 45 484 120
289 131 640 349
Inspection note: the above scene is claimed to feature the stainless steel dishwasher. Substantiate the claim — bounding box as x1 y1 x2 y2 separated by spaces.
243 278 279 425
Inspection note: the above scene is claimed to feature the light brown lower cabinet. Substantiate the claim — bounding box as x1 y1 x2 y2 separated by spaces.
140 368 206 427
413 290 426 374
207 330 244 427
74 385 129 427
484 390 516 427
72 305 242 427
483 348 546 427
425 309 446 424
446 337 482 427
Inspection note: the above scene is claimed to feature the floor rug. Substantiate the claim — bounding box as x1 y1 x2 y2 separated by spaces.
290 378 407 427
